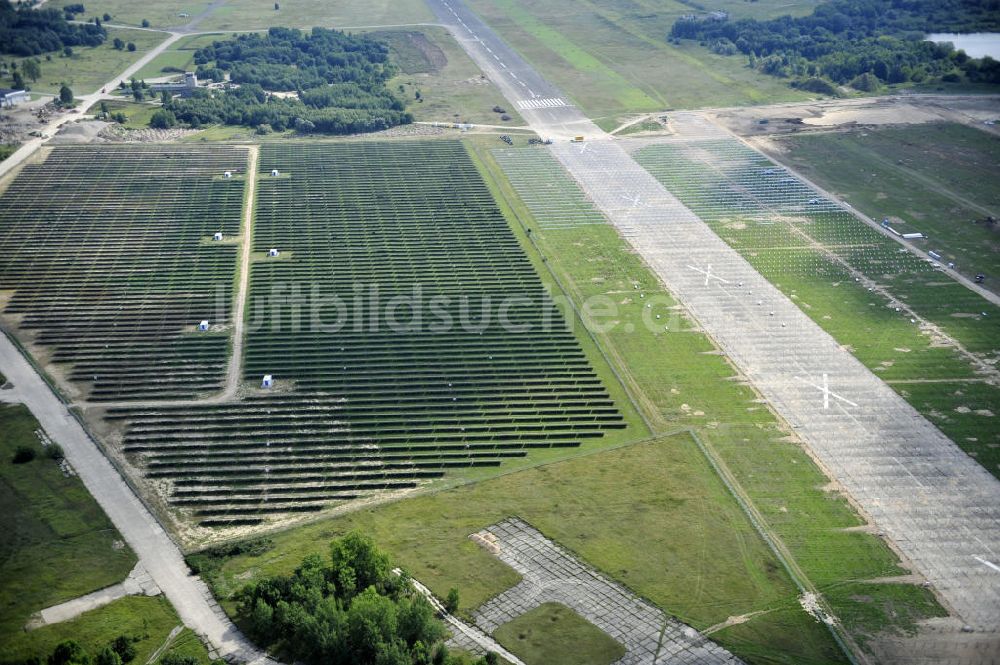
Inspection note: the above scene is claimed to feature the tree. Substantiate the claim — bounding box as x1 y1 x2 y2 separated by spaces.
59 84 74 105
23 58 40 82
109 636 136 663
113 37 124 50
149 109 176 129
46 443 65 460
444 588 459 614
126 42 136 52
103 13 111 21
141 19 150 28
274 2 279 9
48 641 88 665
94 647 120 665
63 46 73 57
12 71 24 89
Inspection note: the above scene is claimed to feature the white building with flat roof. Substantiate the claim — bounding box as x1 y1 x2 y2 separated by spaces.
0 88 29 108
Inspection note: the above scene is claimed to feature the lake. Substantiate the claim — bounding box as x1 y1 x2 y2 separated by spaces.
926 33 1000 60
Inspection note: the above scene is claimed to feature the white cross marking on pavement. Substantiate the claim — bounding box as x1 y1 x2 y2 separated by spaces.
686 264 730 286
974 556 1000 573
794 373 858 409
621 192 642 208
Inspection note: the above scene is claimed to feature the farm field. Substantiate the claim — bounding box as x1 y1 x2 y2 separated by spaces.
8 28 168 96
373 27 526 126
463 0 814 127
632 126 1000 477
103 140 635 531
0 145 247 402
767 123 1000 290
198 0 434 31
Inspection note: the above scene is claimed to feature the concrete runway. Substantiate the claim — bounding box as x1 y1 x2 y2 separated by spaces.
426 0 1000 646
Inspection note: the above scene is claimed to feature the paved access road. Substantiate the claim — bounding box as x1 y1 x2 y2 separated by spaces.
0 333 273 664
426 0 1000 639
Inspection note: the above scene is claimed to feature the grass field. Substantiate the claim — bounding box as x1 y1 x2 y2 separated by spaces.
199 432 847 664
1 595 212 665
0 404 136 642
494 603 625 665
770 123 1000 289
372 27 526 126
99 100 159 129
133 34 229 81
48 0 213 30
464 0 814 124
198 0 434 31
8 28 168 96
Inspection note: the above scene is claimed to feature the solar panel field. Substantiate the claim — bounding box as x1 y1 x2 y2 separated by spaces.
70 140 630 528
0 145 248 402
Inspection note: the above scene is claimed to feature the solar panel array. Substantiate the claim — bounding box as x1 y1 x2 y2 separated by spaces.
0 145 247 400
109 141 624 526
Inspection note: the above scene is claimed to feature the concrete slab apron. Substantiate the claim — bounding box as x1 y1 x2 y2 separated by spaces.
472 518 741 665
424 0 1000 633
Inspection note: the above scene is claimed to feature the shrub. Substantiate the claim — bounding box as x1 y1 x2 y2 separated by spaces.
159 655 197 665
109 636 136 664
13 445 36 463
849 72 882 92
445 588 460 614
48 641 88 665
94 647 120 665
46 443 65 460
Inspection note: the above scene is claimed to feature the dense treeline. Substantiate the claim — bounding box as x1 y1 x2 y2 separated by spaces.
670 0 1000 88
194 27 391 90
0 0 105 56
236 532 494 665
162 27 411 134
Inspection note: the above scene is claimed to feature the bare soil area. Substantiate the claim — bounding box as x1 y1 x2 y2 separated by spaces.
708 94 1000 138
